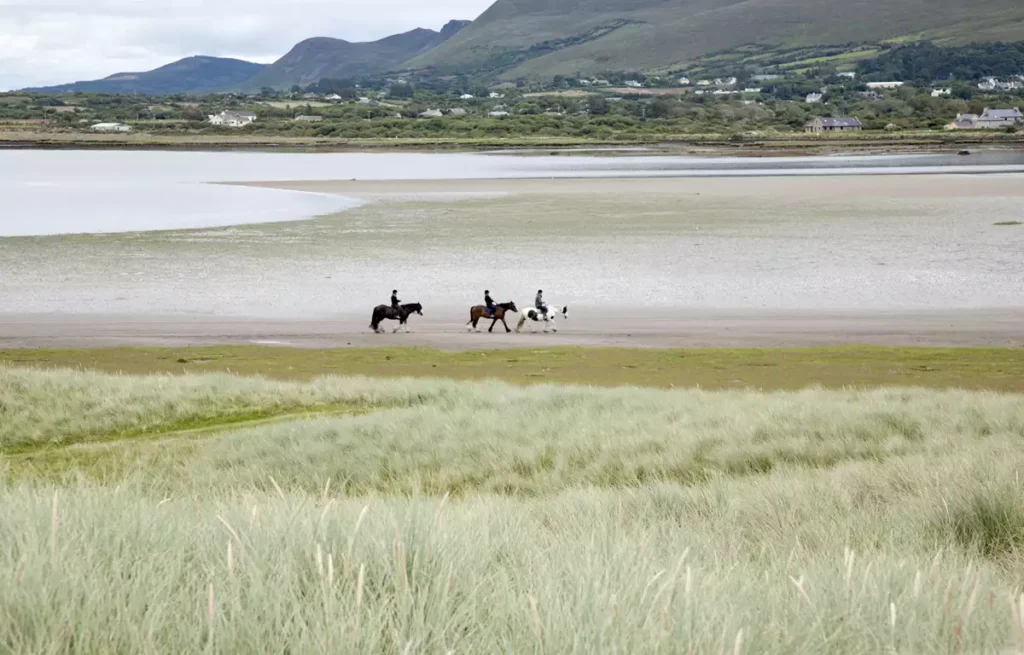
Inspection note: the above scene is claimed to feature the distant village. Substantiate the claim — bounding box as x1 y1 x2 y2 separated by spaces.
7 53 1023 139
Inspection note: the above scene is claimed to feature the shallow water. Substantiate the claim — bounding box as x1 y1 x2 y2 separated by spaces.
3 150 1024 237
1 150 1023 315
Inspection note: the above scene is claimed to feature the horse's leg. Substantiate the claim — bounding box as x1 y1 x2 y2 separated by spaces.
488 317 497 333
501 316 511 333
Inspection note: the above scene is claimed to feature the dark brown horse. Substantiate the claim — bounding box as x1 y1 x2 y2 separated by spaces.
467 301 518 333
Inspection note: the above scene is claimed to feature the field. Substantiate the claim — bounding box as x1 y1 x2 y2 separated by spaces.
3 352 1024 652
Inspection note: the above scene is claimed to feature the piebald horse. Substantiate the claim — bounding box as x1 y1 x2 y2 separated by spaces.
516 305 568 333
370 302 423 333
467 302 518 333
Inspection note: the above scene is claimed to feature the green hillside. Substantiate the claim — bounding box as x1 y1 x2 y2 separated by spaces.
243 20 470 90
26 57 268 95
405 0 1024 78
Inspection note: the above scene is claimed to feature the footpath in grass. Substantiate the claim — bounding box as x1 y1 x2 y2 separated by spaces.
3 345 1024 391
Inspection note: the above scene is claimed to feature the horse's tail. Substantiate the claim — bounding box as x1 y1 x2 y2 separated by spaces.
369 308 380 329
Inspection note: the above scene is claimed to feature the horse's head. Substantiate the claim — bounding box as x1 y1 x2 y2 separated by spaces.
507 301 519 313
405 303 423 316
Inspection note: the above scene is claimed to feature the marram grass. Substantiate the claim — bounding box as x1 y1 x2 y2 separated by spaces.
3 366 1024 653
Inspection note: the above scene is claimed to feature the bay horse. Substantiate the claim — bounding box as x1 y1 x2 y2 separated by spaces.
516 304 568 333
467 301 518 333
370 302 423 333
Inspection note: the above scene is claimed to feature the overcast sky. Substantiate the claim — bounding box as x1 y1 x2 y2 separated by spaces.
0 0 494 90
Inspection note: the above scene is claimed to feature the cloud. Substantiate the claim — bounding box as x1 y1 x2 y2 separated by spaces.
0 0 493 90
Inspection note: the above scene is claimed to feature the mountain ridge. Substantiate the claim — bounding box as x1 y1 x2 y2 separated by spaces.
405 0 1024 79
240 20 471 90
25 56 268 95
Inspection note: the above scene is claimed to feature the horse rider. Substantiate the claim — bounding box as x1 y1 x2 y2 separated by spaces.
391 290 401 309
484 289 496 317
535 289 549 318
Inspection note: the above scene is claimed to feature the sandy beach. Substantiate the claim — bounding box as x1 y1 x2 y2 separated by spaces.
3 152 1022 350
1 308 1021 350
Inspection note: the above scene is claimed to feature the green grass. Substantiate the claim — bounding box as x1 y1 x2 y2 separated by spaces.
5 346 1024 392
3 367 1024 651
994 221 1022 226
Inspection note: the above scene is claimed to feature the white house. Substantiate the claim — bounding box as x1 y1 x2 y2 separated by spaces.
418 109 443 118
459 93 475 100
696 79 712 86
931 88 952 97
488 110 510 117
624 80 642 88
678 76 691 86
838 72 857 79
448 108 468 116
742 87 763 94
294 115 323 122
866 81 904 90
90 122 132 132
489 91 506 98
805 93 824 104
978 77 998 91
325 94 343 101
208 111 256 127
714 77 737 87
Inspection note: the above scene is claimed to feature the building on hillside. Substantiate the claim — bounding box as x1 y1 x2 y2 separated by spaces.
946 108 1023 129
678 77 691 86
696 79 712 86
624 80 642 88
742 87 763 94
488 110 510 118
838 72 857 79
418 109 443 118
866 81 904 90
978 77 998 91
714 77 737 87
975 107 1023 128
325 94 343 101
946 114 979 130
448 108 468 116
489 91 506 98
208 111 256 127
459 93 475 100
294 115 323 122
931 88 952 97
90 122 132 132
805 93 824 104
752 74 780 82
804 116 862 133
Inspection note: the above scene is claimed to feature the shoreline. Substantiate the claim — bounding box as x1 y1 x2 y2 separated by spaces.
1 309 1021 350
3 131 1024 157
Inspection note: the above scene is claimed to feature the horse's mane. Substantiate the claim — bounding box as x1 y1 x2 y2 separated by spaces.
498 302 515 309
401 302 421 310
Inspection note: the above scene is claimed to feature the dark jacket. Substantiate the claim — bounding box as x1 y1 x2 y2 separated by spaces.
484 293 495 308
391 294 401 308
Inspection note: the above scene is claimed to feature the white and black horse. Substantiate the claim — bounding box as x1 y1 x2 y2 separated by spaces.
370 302 423 333
516 305 568 333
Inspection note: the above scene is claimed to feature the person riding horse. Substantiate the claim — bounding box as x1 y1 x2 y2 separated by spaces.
391 290 401 310
485 290 496 317
535 290 548 317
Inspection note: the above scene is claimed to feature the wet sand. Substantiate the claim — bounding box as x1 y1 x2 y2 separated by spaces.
237 173 1024 201
1 309 1021 350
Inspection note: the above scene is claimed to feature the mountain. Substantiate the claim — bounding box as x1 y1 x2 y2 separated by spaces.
242 20 471 90
26 56 268 95
404 0 1024 79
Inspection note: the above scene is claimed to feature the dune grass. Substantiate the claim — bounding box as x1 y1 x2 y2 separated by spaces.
5 345 1024 392
4 366 1024 652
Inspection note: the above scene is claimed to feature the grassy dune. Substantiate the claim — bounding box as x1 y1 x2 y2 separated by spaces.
5 345 1024 391
3 366 1024 652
